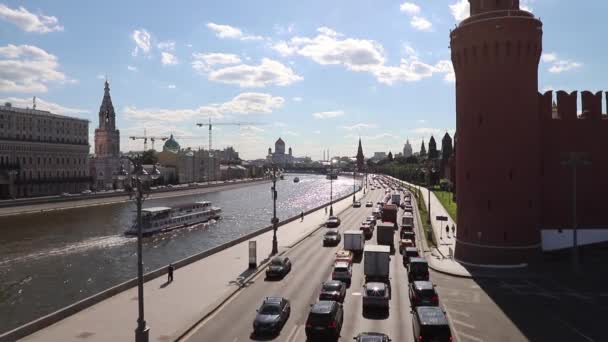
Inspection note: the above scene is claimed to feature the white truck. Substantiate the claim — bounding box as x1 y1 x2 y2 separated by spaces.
343 230 365 257
391 193 401 206
362 245 391 311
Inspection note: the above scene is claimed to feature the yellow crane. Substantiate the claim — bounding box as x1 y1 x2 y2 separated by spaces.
129 129 169 151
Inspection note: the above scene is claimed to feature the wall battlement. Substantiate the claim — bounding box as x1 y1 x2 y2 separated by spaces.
539 91 608 121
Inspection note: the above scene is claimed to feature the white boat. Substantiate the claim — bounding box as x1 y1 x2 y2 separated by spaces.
293 177 300 183
126 201 221 236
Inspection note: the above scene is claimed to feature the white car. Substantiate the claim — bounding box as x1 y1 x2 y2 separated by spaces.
81 190 92 195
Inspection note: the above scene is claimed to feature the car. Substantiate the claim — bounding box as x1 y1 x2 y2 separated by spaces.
305 301 344 340
399 239 414 254
335 250 353 264
319 280 347 303
354 332 392 342
252 297 291 335
372 207 382 219
362 282 391 311
409 281 439 308
353 201 362 208
402 247 420 266
365 201 374 207
266 256 292 279
365 216 376 227
332 261 352 285
407 257 429 282
401 231 416 245
81 190 92 195
60 192 70 197
360 223 373 239
412 306 452 342
323 230 341 246
326 216 341 228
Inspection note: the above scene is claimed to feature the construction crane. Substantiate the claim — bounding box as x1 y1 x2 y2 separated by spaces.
195 118 262 154
129 129 169 151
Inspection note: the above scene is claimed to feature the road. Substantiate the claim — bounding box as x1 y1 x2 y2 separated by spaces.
182 187 417 341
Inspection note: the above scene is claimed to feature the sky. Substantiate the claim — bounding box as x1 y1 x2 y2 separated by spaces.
0 0 606 160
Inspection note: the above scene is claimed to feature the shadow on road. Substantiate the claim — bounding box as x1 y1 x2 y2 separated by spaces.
228 267 257 288
362 308 389 320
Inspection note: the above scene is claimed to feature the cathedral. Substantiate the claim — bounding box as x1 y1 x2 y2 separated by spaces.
266 138 294 167
92 80 121 190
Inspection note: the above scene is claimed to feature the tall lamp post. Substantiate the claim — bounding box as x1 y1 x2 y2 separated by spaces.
114 157 161 342
561 152 591 272
268 165 279 255
352 167 356 203
329 159 335 216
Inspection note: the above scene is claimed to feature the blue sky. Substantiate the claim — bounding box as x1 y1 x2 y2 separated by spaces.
0 0 606 159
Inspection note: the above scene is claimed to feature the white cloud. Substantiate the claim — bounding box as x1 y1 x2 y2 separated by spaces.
284 130 299 136
96 74 105 80
161 52 178 65
0 97 87 115
417 119 426 124
400 2 421 15
0 44 70 92
292 96 302 102
127 65 137 72
271 41 297 57
157 40 175 51
205 58 302 88
124 92 284 122
412 127 441 135
206 22 264 41
313 130 321 134
433 60 455 83
541 52 582 73
273 28 448 85
273 122 287 127
449 0 469 22
411 16 432 31
186 43 193 48
191 52 241 72
167 84 176 89
0 4 63 33
131 29 151 56
313 110 345 119
342 123 377 130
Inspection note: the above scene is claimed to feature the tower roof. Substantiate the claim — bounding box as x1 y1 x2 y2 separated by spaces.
275 137 285 145
163 134 180 153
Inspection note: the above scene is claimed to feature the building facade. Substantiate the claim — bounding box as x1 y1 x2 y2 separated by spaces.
0 102 90 198
403 139 413 158
266 137 295 167
92 81 121 190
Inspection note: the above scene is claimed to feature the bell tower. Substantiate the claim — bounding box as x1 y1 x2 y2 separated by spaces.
451 0 543 264
94 80 120 157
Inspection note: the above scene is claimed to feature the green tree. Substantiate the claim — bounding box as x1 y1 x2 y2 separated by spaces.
140 149 158 165
387 151 393 161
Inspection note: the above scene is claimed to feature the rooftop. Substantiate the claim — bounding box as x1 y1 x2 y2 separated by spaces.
0 103 89 122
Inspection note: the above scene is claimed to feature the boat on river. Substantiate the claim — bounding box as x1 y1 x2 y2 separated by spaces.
126 201 221 236
293 177 300 183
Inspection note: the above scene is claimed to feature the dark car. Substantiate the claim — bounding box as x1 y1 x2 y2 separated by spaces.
412 306 452 342
326 216 341 228
365 201 374 207
407 257 429 282
305 301 344 340
360 223 373 239
354 332 392 342
324 230 342 246
409 281 439 308
353 201 362 208
319 280 347 303
402 247 420 265
252 297 291 335
266 256 292 279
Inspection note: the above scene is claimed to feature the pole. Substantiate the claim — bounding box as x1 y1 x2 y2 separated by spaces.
330 162 334 216
135 178 149 342
352 169 356 203
427 187 431 224
271 167 278 255
572 164 579 271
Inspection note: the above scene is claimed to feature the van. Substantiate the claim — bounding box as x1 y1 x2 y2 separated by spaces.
407 257 429 282
412 306 452 341
402 247 420 266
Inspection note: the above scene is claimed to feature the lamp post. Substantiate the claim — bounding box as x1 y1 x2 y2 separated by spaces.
329 159 335 216
114 157 161 342
352 168 356 203
561 152 591 272
268 165 279 255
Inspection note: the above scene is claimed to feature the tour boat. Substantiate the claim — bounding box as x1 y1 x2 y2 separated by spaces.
293 177 300 183
126 201 221 236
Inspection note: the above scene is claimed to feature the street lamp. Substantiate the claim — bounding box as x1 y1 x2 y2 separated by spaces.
114 157 161 342
329 159 335 216
352 167 356 203
268 165 279 255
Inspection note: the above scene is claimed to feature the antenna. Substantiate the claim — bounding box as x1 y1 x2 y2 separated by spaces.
32 96 36 110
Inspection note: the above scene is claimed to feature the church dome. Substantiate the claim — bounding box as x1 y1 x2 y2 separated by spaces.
275 137 285 146
163 134 180 153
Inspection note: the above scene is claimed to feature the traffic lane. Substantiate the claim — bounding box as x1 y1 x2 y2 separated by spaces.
184 189 382 341
340 226 413 342
431 271 608 342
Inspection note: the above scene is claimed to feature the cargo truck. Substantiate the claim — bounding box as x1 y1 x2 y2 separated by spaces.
362 245 391 311
391 193 401 206
376 223 395 253
381 204 398 229
343 230 365 257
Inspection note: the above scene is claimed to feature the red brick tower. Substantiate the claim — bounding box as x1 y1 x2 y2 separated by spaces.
450 1 543 264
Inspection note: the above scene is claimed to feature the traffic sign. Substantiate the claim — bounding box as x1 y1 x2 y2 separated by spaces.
436 215 448 221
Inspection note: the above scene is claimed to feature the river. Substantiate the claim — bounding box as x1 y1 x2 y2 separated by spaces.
0 174 360 333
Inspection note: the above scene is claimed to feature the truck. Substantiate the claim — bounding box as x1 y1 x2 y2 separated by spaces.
401 212 414 229
391 193 401 206
381 204 398 229
363 245 391 311
376 222 395 252
343 230 365 257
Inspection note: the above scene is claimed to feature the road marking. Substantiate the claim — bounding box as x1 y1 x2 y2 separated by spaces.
553 316 596 342
351 292 362 296
447 309 471 318
286 324 301 342
458 331 485 342
452 319 476 329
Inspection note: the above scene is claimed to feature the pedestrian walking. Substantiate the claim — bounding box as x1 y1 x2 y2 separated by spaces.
168 263 174 282
300 211 304 222
452 224 456 236
446 225 450 238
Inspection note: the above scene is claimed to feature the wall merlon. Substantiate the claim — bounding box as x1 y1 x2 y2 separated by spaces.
538 91 553 121
556 91 578 120
581 91 603 120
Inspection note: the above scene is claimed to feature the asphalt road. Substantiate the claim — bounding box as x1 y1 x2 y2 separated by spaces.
182 187 418 342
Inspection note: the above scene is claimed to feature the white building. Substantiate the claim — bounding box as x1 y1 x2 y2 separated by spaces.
403 139 413 158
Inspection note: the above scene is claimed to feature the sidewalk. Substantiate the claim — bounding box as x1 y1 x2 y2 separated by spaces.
13 191 367 342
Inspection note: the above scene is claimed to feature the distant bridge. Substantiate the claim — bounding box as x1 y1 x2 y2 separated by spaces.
283 166 328 174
